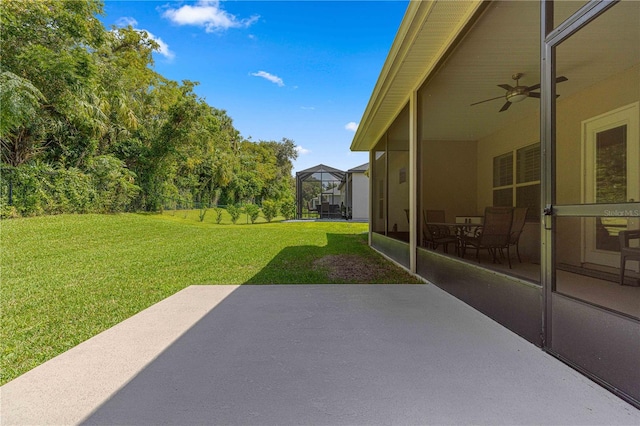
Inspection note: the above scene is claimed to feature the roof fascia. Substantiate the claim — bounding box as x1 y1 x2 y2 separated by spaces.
350 1 430 152
350 0 486 152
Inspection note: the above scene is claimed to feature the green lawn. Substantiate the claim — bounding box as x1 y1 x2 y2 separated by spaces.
1 212 421 384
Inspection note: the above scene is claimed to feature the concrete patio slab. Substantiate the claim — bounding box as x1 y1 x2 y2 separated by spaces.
1 284 639 425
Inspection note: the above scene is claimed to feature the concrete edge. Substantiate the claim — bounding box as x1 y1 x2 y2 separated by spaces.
0 285 239 425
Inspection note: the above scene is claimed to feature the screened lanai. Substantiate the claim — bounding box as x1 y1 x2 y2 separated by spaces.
295 164 346 219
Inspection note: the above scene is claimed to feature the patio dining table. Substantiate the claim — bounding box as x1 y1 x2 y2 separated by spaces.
426 222 483 256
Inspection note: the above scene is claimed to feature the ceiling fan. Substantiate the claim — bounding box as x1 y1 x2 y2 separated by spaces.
470 73 568 112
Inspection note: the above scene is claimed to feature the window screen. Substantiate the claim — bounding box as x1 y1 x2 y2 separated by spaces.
493 188 513 207
493 144 541 221
516 184 540 221
493 153 513 187
517 143 540 184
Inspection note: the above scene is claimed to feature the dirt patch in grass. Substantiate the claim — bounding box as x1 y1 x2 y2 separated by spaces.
312 254 392 282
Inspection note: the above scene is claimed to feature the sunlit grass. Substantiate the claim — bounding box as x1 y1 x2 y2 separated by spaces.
1 212 421 384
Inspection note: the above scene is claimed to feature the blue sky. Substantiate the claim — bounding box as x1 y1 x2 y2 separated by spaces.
100 0 408 174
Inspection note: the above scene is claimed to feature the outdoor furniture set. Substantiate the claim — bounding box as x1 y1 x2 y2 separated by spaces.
423 206 528 269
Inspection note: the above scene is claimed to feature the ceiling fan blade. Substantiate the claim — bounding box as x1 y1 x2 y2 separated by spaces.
499 101 512 112
470 95 505 106
497 84 514 91
526 76 567 92
528 92 540 98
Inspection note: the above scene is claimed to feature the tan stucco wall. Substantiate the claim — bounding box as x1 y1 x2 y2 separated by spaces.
351 173 369 221
372 151 386 233
420 139 478 222
388 151 410 232
474 110 541 261
476 118 540 213
555 64 639 266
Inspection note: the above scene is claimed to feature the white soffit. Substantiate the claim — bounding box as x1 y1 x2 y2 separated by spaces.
350 0 484 152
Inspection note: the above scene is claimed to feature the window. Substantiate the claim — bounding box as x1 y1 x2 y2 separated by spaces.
493 143 540 221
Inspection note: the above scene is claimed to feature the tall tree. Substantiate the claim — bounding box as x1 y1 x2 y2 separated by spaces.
0 0 107 167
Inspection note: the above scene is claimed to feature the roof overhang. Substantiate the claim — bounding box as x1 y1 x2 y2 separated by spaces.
350 0 485 152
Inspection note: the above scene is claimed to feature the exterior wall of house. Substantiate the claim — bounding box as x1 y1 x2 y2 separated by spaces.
476 118 539 213
372 145 386 234
420 140 478 224
388 151 410 232
475 112 541 261
351 173 369 221
555 64 640 266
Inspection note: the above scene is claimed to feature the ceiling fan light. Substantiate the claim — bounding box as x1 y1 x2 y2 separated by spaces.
508 92 528 103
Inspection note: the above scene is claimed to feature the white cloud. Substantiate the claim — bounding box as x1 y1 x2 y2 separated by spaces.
251 71 284 87
114 17 175 60
163 0 259 32
145 30 175 60
345 122 359 132
295 146 310 155
300 106 315 110
116 17 138 27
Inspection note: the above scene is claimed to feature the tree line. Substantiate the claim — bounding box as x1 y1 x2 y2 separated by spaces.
0 0 297 218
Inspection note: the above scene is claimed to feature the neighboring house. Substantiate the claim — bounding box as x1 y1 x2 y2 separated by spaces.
341 163 370 221
295 163 370 220
351 0 639 407
295 164 345 219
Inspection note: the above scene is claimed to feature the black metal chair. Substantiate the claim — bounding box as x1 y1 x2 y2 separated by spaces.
422 210 457 254
619 229 640 286
462 207 514 268
508 207 528 263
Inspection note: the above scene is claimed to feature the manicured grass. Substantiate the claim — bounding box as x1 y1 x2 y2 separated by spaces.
1 212 421 384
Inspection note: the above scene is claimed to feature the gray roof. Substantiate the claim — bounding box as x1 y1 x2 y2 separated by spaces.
348 162 369 173
296 163 345 175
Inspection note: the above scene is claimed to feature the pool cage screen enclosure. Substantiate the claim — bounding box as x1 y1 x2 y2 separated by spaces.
296 164 346 219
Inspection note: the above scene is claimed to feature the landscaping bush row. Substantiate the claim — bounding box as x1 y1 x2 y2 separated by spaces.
1 156 139 218
1 161 298 222
193 198 296 224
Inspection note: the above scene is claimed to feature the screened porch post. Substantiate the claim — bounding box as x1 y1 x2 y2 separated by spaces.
409 90 418 273
540 0 554 345
369 150 374 246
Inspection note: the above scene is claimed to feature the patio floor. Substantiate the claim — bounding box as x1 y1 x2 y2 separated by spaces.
1 284 639 425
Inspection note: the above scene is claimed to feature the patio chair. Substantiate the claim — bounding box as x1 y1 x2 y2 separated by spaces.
422 210 457 254
462 206 514 268
619 229 640 286
318 202 328 218
508 207 528 263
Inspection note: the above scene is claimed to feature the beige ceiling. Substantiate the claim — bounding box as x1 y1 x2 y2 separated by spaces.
351 0 640 149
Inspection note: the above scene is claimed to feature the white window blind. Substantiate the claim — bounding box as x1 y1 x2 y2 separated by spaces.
517 143 540 184
493 143 541 221
493 153 513 187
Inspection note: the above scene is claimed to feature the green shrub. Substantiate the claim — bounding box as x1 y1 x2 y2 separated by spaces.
280 198 296 220
88 155 140 213
0 163 73 216
0 204 18 219
197 196 210 222
261 200 279 222
49 167 95 214
214 207 223 224
244 203 260 224
8 163 52 216
227 204 241 224
198 206 207 222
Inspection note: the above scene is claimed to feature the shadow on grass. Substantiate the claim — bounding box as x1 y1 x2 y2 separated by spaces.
244 233 421 284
